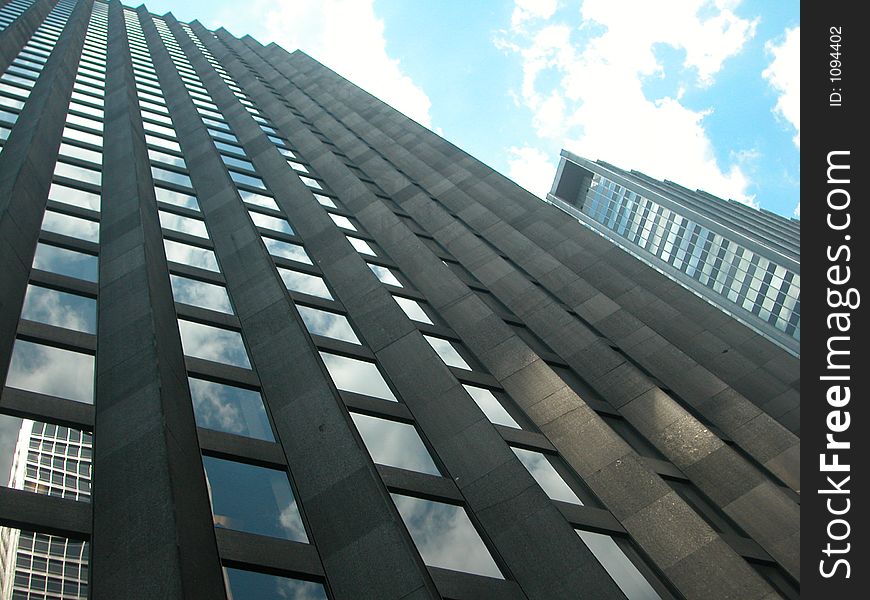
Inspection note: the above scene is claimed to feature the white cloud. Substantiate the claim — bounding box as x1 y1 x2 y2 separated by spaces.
762 27 800 148
496 0 760 206
511 0 559 28
507 146 557 197
793 202 800 218
226 0 432 127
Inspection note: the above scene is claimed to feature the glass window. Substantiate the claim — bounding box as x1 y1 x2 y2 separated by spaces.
5 340 94 404
512 447 582 505
391 494 503 579
163 239 219 272
351 412 439 475
239 190 279 211
155 186 199 211
151 166 192 189
177 319 251 369
346 236 376 256
32 243 98 282
576 530 662 600
463 385 520 428
319 352 396 401
62 126 102 148
220 154 254 171
423 335 471 370
159 210 209 239
313 193 336 209
170 275 232 314
249 211 293 235
40 210 99 243
20 285 96 334
148 148 186 168
224 569 327 600
368 264 402 287
299 176 322 190
287 160 308 173
263 237 311 264
145 134 181 152
278 268 332 300
58 142 101 164
392 295 432 325
202 456 308 542
53 161 101 186
328 213 356 231
229 170 267 190
188 377 273 441
297 305 359 344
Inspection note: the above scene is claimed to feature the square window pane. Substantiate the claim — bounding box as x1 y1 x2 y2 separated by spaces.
350 412 439 475
40 210 99 243
48 183 100 212
177 319 251 369
511 447 582 505
393 295 432 325
391 494 503 579
368 264 402 287
423 335 471 370
328 213 356 231
6 340 94 404
249 211 293 235
297 305 359 344
346 236 376 256
319 352 396 401
202 456 307 542
278 268 332 300
32 243 98 282
576 530 662 600
263 237 311 264
21 285 96 334
188 377 273 441
170 275 233 314
224 568 327 600
463 385 520 428
163 239 219 272
159 210 209 239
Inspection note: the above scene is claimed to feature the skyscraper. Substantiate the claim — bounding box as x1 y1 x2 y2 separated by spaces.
1 2 799 599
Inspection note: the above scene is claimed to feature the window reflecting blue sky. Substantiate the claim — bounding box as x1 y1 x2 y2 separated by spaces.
350 412 439 475
170 275 233 314
40 210 99 243
462 385 519 429
278 268 332 300
297 305 360 345
319 352 396 402
177 319 251 369
263 237 312 264
20 285 96 334
511 447 582 505
163 239 220 271
32 243 98 282
368 263 402 287
188 377 273 441
224 568 327 600
5 339 94 403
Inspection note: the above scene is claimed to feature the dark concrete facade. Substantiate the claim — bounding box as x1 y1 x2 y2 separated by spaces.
0 2 799 599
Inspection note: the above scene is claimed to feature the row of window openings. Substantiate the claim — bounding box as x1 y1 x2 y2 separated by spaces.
0 0 37 30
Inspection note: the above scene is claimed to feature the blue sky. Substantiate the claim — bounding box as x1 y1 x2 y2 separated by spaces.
138 0 800 219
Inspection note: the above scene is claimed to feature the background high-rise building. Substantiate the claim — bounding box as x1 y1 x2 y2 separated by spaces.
1 1 799 599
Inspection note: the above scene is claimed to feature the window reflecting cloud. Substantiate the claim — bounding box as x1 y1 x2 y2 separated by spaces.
368 264 402 287
6 340 94 404
423 335 471 370
351 412 439 475
177 319 251 369
391 493 503 579
511 447 582 505
170 275 233 314
278 268 332 300
313 193 336 209
32 243 98 282
328 213 355 231
576 530 662 600
163 239 220 272
21 285 96 334
263 237 312 264
41 210 99 243
203 456 308 543
319 352 396 402
224 568 327 600
392 295 433 324
229 170 266 190
154 185 199 211
188 377 273 441
147 148 186 168
239 191 280 211
462 385 520 429
159 210 209 239
346 235 376 256
249 211 293 235
151 165 192 189
297 305 359 344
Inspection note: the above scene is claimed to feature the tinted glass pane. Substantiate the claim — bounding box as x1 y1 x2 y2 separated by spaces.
32 243 98 282
368 264 402 287
391 494 503 579
202 456 307 542
297 305 359 344
6 340 94 404
48 183 100 211
163 239 219 271
249 211 293 235
512 447 582 505
319 352 396 401
155 186 199 211
263 237 311 264
393 295 433 324
20 285 96 334
225 569 327 600
177 319 251 369
463 385 520 428
576 530 662 600
159 210 209 238
423 335 471 370
170 275 233 313
188 377 273 441
40 210 99 243
351 412 439 475
278 268 332 300
346 236 376 256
